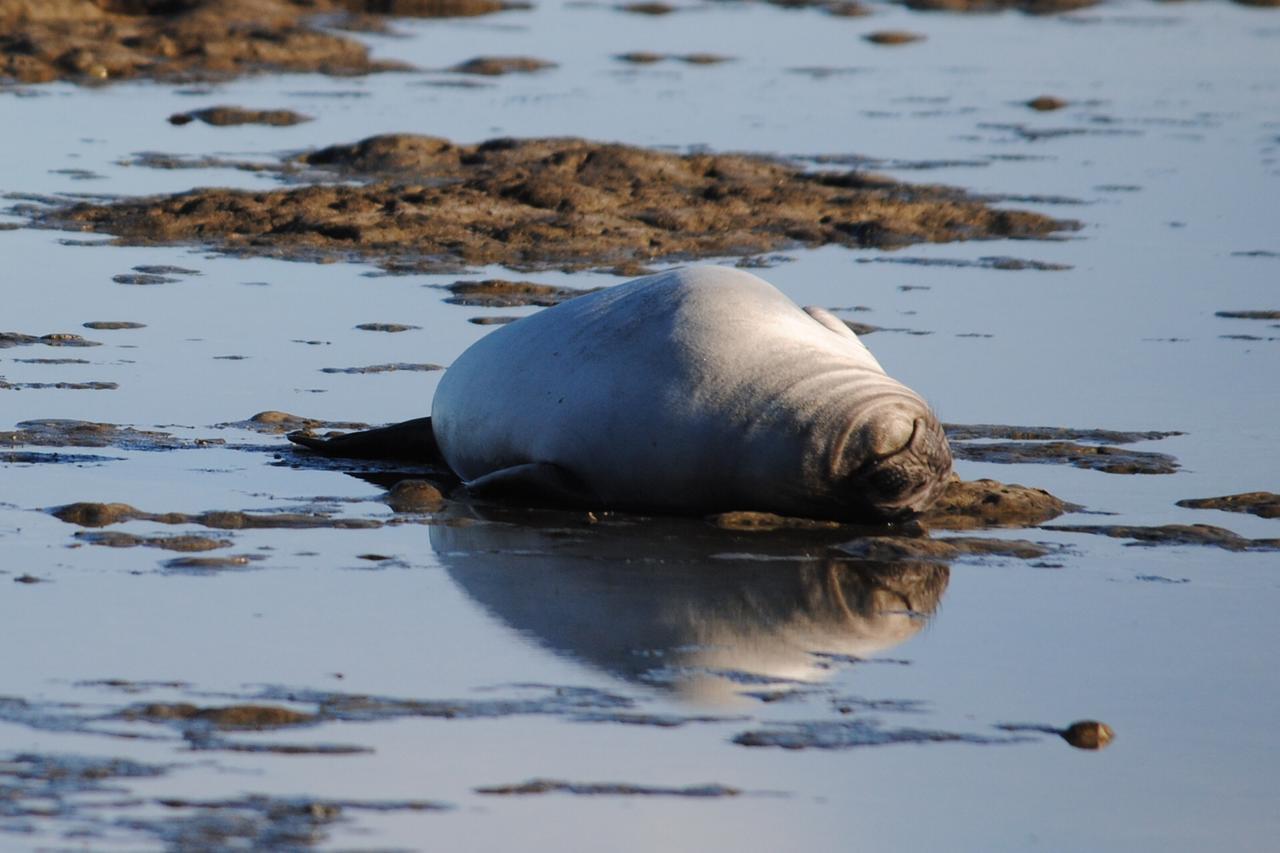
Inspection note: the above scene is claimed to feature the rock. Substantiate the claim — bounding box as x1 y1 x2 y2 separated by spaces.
1176 492 1280 520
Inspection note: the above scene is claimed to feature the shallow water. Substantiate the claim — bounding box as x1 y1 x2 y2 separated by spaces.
2 1 1279 850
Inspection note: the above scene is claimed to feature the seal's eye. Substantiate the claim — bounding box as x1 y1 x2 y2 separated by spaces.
870 414 917 459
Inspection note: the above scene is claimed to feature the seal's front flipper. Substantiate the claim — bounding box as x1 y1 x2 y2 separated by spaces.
465 463 599 507
288 416 443 463
803 305 885 373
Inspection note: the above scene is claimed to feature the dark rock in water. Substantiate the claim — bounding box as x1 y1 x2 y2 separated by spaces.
619 2 678 13
1026 95 1068 111
113 273 178 285
385 480 446 513
1060 720 1114 750
229 411 370 435
469 316 520 325
133 265 201 275
998 719 1115 750
474 779 741 797
354 322 420 332
1177 492 1280 520
83 321 146 330
863 31 926 45
1043 523 1280 552
447 56 556 76
168 106 311 127
1216 310 1280 320
43 134 1076 275
921 477 1070 530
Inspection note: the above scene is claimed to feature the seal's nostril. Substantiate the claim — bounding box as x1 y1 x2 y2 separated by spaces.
870 413 916 458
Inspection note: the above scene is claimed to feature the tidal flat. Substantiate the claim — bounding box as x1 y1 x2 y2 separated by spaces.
2 0 1279 850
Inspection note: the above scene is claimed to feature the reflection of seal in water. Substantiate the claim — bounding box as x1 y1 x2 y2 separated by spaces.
430 519 949 705
297 266 952 521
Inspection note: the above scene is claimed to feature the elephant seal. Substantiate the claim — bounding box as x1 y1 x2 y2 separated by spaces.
295 266 952 521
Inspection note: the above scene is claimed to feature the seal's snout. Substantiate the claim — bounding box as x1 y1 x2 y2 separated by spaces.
869 413 917 459
843 410 953 521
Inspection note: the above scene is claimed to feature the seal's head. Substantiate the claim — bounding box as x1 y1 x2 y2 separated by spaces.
833 395 952 521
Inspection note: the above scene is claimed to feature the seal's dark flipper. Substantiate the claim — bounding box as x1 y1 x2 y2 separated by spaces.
465 463 599 507
287 417 443 463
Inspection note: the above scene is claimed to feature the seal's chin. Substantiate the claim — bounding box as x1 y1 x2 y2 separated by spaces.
845 415 953 521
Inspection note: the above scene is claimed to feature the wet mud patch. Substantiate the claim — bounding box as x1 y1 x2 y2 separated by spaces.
43 134 1077 274
0 332 100 349
920 477 1071 530
320 362 442 374
119 702 316 730
447 56 556 76
0 0 526 86
50 501 384 530
837 535 1056 562
1216 310 1280 320
732 719 1032 750
13 357 92 365
475 779 741 797
162 554 263 572
354 322 419 332
75 530 232 552
894 0 1099 13
615 52 734 65
131 795 448 849
168 106 311 127
857 255 1071 271
944 424 1183 443
945 423 1182 475
224 410 371 435
0 379 118 390
2 451 121 464
113 272 178 285
1043 523 1280 552
1177 492 1280 520
250 683 635 723
863 31 926 46
567 711 747 728
1 419 196 450
440 278 602 307
0 751 167 826
951 440 1178 474
1026 95 1069 112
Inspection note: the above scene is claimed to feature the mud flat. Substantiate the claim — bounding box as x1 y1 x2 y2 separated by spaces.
0 0 526 85
35 133 1076 273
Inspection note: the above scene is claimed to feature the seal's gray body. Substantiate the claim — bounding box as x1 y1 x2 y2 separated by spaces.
432 266 951 520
